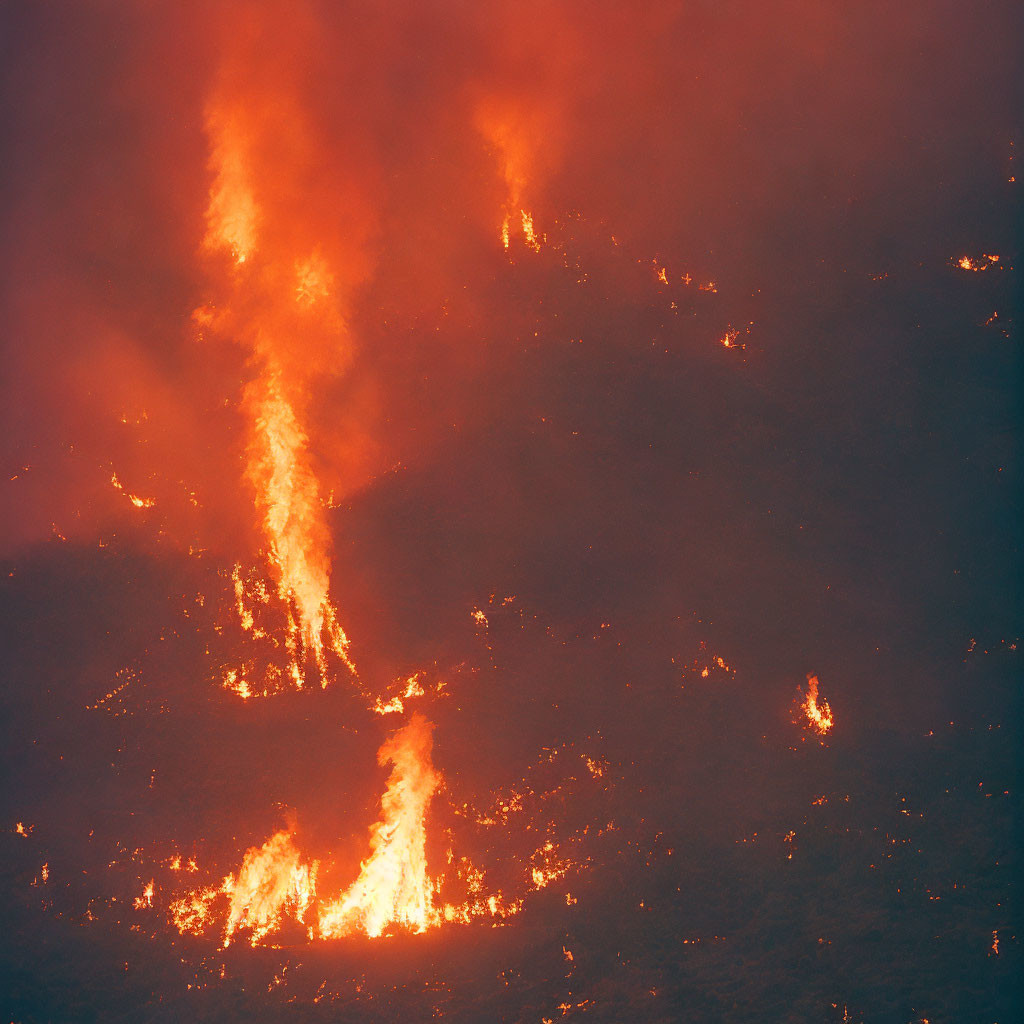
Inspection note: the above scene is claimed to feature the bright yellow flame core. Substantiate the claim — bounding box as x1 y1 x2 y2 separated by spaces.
801 674 834 735
320 713 439 937
245 375 354 682
174 716 447 943
223 830 318 947
166 714 595 944
198 86 359 692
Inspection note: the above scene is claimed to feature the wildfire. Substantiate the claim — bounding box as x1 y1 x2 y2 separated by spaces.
163 710 598 945
88 33 605 962
169 716 443 944
223 830 318 947
110 471 155 509
955 254 1001 272
244 374 355 684
373 673 427 715
477 102 543 253
521 210 543 252
197 79 360 692
320 714 439 938
133 879 155 910
797 674 834 737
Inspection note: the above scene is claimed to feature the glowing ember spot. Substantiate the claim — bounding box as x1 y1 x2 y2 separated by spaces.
372 673 426 715
783 830 796 860
990 929 999 955
955 254 1001 272
682 643 736 685
170 885 220 937
222 668 253 700
529 840 573 890
110 471 155 509
797 674 834 736
320 714 439 938
223 830 318 948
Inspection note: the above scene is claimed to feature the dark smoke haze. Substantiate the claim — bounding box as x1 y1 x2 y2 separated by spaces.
1 1 1020 1021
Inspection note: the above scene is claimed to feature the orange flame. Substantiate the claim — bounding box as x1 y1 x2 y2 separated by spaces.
110 471 155 509
222 830 318 948
197 74 361 691
476 102 543 253
244 374 354 683
165 712 566 943
798 674 834 736
320 714 440 937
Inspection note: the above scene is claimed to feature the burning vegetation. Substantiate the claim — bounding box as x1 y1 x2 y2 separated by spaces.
796 674 835 738
0 1 1018 1021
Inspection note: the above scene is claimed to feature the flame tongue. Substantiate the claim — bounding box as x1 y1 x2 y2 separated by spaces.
245 373 354 682
320 713 439 938
223 830 318 948
800 674 834 736
199 82 359 691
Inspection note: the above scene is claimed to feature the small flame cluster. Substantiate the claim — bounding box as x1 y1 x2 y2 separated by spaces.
797 674 834 738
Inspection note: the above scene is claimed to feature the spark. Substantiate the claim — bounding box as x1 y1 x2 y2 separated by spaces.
955 254 1001 272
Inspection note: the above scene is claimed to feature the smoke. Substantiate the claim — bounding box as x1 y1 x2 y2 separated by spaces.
1 0 1020 786
0 4 1020 1016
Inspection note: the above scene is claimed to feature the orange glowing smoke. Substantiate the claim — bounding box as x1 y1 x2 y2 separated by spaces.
320 713 439 937
476 102 544 253
197 69 365 690
955 253 1001 272
110 471 155 510
203 101 258 265
797 674 834 736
